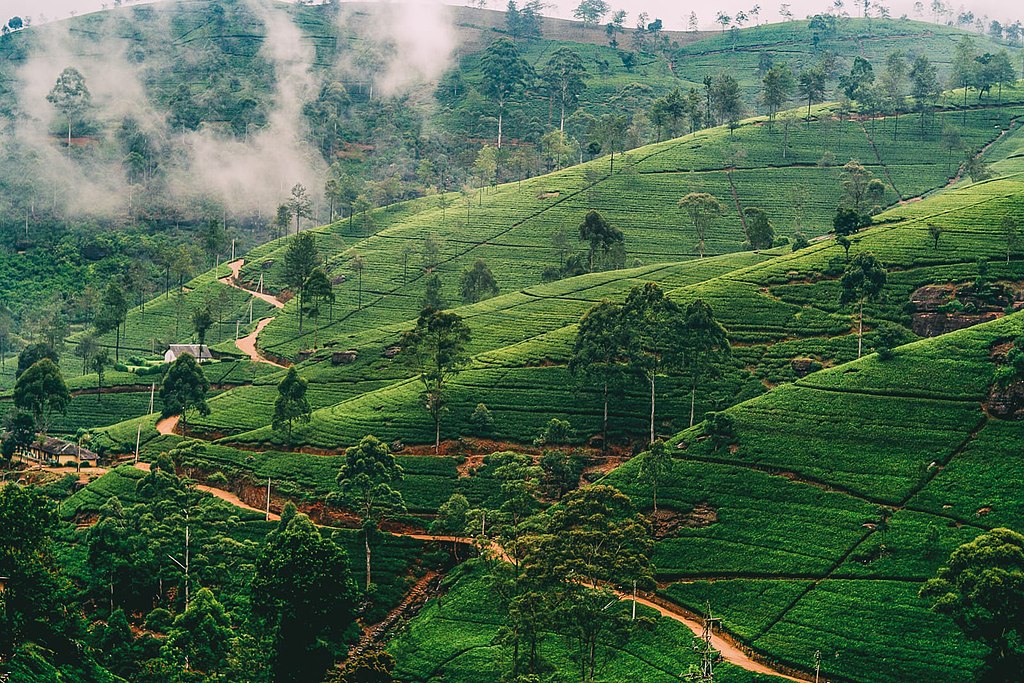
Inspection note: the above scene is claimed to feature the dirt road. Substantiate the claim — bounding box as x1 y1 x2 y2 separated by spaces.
235 317 286 368
155 415 179 435
220 259 284 310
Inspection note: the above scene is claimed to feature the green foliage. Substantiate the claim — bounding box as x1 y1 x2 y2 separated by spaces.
159 353 210 431
14 358 70 431
251 513 358 683
272 367 311 440
920 528 1024 679
460 259 500 304
534 417 576 446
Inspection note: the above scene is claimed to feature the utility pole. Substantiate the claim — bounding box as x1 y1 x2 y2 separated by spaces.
266 477 272 521
814 650 822 683
231 238 236 262
249 296 254 324
167 509 191 606
235 319 240 339
134 423 142 464
149 383 155 414
686 602 721 682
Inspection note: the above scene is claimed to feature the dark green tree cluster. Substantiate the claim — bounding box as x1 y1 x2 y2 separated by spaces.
571 283 731 447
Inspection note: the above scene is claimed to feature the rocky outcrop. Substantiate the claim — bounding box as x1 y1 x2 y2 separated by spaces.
909 282 1023 337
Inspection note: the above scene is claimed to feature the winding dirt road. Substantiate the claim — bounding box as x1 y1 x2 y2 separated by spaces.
235 317 286 368
155 415 179 435
220 259 285 310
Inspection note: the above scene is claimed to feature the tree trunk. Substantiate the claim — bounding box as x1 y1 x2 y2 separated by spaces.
602 380 609 452
649 374 656 445
497 108 504 149
690 385 696 427
858 300 864 358
365 531 372 591
435 411 441 455
560 100 566 134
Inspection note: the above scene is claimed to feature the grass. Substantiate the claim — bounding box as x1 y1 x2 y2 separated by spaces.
389 561 777 683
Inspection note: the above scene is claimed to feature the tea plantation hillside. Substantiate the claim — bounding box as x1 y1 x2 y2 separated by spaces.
133 99 1020 453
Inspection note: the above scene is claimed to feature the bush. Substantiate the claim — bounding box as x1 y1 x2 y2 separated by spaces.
534 418 576 446
144 608 172 634
703 411 736 451
207 471 229 485
792 232 810 251
469 403 494 435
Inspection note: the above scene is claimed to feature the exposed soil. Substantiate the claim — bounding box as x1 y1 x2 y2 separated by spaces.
909 281 1024 337
649 503 718 539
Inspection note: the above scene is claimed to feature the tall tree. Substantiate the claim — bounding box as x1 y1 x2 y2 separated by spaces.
570 300 627 450
589 114 630 173
273 367 312 442
480 38 533 149
950 36 977 123
191 305 213 346
910 55 940 138
572 0 609 25
577 210 624 272
521 485 653 680
159 353 210 433
283 232 318 334
920 528 1024 681
678 192 724 258
541 47 588 132
251 513 357 683
96 282 129 363
400 308 472 452
14 358 70 434
286 183 313 235
877 51 908 141
335 435 405 590
46 66 91 151
302 268 334 348
163 587 233 675
743 207 775 249
460 259 500 304
75 333 97 377
797 68 827 120
840 252 887 358
621 283 686 444
636 440 672 512
711 73 743 134
761 64 795 131
681 299 731 426
91 348 110 401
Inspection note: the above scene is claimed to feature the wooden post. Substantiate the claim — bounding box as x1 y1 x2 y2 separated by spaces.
265 477 271 521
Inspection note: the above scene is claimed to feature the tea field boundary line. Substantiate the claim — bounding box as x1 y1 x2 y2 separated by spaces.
750 414 989 642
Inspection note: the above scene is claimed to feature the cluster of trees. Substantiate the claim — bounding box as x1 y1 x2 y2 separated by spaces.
571 283 731 447
1 444 363 683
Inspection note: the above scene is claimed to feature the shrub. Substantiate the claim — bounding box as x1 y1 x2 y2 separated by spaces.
534 417 576 446
703 411 736 451
469 403 494 435
792 232 810 251
207 471 229 485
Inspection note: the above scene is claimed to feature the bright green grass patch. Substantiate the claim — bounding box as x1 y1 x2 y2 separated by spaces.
672 383 984 503
908 418 1024 529
604 458 875 577
389 561 775 683
753 580 985 683
660 580 813 643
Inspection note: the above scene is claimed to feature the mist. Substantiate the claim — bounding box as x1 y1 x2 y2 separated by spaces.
0 0 457 224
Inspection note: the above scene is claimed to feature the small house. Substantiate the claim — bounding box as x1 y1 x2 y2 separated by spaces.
164 344 213 364
17 436 99 467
